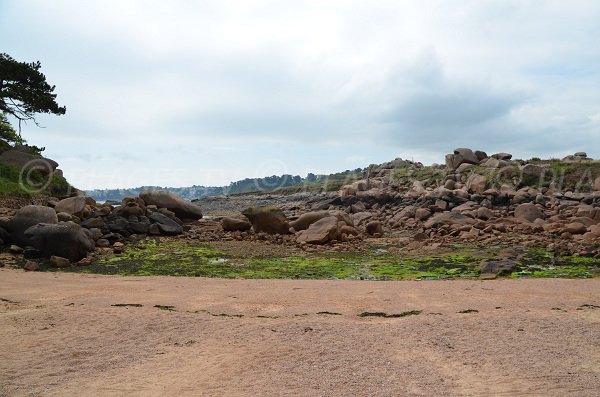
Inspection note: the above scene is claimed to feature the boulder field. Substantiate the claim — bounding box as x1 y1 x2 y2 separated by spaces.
0 189 203 265
2 148 600 275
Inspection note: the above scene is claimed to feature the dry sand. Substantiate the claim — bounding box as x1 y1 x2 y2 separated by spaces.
1 269 599 396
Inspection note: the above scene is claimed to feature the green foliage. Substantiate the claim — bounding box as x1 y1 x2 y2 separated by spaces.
0 113 23 145
391 166 446 185
0 163 71 196
0 53 66 126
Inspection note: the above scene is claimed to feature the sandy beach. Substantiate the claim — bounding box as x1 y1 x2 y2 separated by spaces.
1 269 599 396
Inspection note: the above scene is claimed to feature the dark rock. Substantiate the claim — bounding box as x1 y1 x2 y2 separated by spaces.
101 233 123 242
8 205 58 246
474 150 488 161
479 258 518 277
128 222 149 234
107 216 129 233
24 222 95 261
86 228 103 241
149 213 183 235
491 152 512 160
23 247 42 259
0 226 9 243
81 217 105 229
96 239 110 248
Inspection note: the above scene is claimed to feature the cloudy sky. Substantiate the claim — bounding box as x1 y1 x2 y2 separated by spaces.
1 0 599 190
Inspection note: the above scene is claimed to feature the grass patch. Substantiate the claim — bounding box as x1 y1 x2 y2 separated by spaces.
0 163 72 197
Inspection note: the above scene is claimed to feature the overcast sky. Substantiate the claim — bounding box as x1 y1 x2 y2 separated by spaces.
1 0 599 190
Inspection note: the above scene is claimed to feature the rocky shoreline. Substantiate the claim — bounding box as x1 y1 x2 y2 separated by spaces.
1 148 600 278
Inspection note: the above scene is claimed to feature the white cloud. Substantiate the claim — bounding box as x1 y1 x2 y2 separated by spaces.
1 0 599 189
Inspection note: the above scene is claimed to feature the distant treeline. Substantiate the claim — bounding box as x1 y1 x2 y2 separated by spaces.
86 170 363 202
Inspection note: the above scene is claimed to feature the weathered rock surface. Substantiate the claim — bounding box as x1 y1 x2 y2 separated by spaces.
0 150 58 175
54 196 96 219
514 203 544 222
242 207 290 235
296 216 340 244
290 211 331 231
24 222 94 261
139 190 203 220
148 213 184 235
8 205 58 246
221 217 252 232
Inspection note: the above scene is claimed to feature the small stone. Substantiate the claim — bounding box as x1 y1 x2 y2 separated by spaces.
77 257 93 266
113 241 125 254
50 255 70 268
23 261 39 271
9 245 23 254
96 239 110 248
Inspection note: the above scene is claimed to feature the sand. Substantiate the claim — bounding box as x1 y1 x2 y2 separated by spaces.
1 269 599 396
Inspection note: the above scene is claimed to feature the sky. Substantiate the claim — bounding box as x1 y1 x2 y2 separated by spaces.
1 0 599 190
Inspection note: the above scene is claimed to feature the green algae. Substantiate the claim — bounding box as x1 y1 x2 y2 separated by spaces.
61 239 600 280
510 248 600 279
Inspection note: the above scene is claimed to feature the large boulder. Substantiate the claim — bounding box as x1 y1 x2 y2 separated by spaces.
296 216 340 244
480 157 508 169
221 217 252 232
115 197 146 218
8 205 58 246
24 222 95 261
514 203 544 222
139 190 203 220
289 211 330 231
148 212 183 235
242 207 290 235
466 174 488 194
491 152 512 160
54 196 96 219
445 148 480 170
0 150 58 175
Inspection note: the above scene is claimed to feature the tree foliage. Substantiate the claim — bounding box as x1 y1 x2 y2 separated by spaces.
0 113 23 145
0 53 66 132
